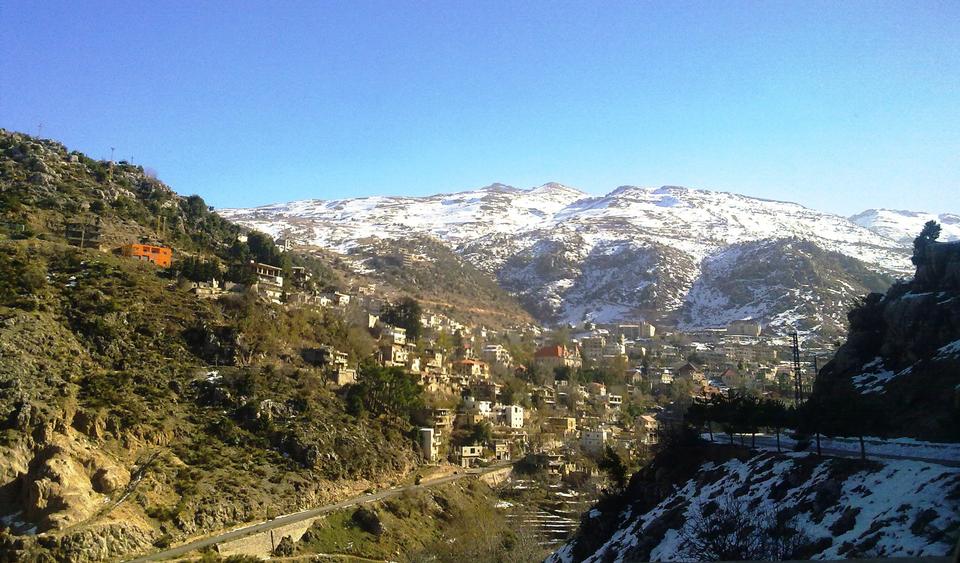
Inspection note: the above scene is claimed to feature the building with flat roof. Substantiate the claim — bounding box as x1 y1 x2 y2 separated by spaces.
121 243 172 268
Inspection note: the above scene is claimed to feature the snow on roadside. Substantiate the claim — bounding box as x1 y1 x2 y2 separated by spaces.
702 432 960 462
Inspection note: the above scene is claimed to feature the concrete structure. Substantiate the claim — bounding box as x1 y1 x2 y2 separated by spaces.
636 415 659 445
419 427 441 462
380 343 409 366
617 322 656 339
453 359 489 378
121 243 172 268
580 427 612 455
480 344 513 369
580 336 606 361
251 262 283 285
499 405 524 429
331 368 356 386
380 324 407 345
545 416 577 436
458 444 484 467
727 319 762 337
533 345 582 371
463 397 492 417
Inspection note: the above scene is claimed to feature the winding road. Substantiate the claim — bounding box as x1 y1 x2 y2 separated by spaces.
127 462 512 562
706 432 960 467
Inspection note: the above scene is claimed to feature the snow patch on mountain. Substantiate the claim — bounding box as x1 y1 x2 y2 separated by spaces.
220 183 920 328
851 209 960 245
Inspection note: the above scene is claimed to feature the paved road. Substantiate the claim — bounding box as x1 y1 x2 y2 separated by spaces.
127 463 512 562
709 433 960 468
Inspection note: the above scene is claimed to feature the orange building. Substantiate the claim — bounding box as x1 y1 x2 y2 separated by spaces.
121 243 172 268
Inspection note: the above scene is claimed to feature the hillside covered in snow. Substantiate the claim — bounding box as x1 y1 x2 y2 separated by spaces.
220 184 918 333
851 209 960 245
550 448 959 562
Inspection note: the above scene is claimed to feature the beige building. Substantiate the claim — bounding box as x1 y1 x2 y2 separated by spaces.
533 345 582 371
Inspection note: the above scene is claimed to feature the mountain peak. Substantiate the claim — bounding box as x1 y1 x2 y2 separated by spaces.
479 182 518 193
529 182 586 196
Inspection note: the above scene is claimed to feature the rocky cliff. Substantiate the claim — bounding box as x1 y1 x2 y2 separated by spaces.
812 240 960 441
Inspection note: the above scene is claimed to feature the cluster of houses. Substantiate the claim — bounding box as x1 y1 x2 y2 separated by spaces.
418 399 527 468
105 230 824 478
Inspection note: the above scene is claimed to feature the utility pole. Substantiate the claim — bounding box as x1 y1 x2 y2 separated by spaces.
110 147 115 163
812 355 820 383
791 332 803 406
38 122 43 137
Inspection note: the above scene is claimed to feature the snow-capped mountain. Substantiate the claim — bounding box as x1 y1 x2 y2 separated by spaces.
220 184 918 333
851 209 960 245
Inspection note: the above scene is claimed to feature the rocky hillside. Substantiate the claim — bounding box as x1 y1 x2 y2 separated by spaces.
221 183 912 331
550 445 959 562
680 238 893 336
336 235 532 328
0 131 426 560
811 239 960 441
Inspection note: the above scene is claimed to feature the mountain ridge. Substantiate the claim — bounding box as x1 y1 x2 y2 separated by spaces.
851 208 960 245
220 183 915 334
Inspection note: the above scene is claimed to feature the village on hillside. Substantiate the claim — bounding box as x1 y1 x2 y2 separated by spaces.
81 225 830 481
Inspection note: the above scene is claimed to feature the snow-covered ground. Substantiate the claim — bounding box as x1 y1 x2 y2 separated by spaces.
851 209 960 244
550 452 960 562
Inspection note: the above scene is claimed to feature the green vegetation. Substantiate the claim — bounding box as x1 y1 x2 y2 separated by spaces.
0 130 426 560
345 363 424 422
379 296 423 341
295 481 546 562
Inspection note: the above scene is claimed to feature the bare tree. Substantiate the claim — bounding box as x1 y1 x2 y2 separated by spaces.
678 493 809 561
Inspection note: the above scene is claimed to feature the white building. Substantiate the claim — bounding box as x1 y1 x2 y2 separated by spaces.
580 427 612 455
481 344 513 369
458 444 484 467
419 427 441 462
381 324 407 345
463 397 493 417
498 405 524 429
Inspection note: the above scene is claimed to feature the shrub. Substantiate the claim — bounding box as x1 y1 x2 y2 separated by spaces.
352 506 384 536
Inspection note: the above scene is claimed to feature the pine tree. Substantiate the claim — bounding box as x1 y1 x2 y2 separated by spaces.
912 220 942 266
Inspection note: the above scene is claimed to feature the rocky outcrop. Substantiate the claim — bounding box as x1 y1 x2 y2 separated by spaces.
813 240 960 441
18 431 130 531
6 520 157 562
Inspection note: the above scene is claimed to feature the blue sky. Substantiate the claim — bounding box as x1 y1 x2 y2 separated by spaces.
2 1 958 215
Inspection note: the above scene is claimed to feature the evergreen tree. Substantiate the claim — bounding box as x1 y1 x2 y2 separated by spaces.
380 297 423 341
598 445 629 491
758 399 790 452
346 363 424 422
912 220 941 266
